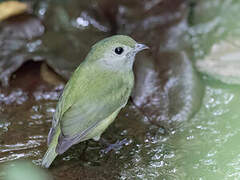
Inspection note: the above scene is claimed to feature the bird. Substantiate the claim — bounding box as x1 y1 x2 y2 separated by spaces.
41 35 149 168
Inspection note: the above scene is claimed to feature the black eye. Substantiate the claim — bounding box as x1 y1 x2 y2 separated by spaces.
114 47 124 55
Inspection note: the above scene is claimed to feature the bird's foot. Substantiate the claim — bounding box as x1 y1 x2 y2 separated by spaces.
101 138 129 154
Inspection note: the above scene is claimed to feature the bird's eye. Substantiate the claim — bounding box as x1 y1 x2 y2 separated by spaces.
114 47 124 55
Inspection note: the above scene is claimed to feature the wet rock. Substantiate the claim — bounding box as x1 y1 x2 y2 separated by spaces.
0 0 113 86
114 0 203 128
33 0 113 80
0 14 44 87
133 51 203 129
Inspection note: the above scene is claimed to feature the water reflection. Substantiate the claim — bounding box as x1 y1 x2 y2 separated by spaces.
0 89 28 105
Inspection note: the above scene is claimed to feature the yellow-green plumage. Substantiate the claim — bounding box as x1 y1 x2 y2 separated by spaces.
41 35 148 168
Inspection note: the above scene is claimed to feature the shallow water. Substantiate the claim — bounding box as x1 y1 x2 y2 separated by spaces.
171 82 240 179
1 0 240 179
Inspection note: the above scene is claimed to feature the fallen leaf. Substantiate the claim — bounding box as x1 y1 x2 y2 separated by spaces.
0 1 28 21
40 63 65 86
196 37 240 85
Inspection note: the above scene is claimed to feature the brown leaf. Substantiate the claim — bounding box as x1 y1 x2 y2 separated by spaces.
40 63 65 86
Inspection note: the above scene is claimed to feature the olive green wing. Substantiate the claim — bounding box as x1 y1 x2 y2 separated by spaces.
56 78 132 154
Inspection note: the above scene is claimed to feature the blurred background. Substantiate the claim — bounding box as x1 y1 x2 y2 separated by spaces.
1 0 240 179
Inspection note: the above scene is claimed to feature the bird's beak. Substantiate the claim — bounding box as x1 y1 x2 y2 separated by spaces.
134 43 149 52
127 43 149 58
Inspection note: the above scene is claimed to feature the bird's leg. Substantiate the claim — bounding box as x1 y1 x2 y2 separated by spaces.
77 141 89 161
82 141 89 154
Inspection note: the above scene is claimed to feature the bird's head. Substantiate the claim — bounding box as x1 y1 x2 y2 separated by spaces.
86 35 149 71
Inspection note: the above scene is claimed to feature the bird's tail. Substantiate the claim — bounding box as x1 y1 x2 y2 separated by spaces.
41 126 61 168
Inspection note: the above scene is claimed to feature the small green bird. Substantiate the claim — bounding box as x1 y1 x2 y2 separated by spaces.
41 35 148 168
